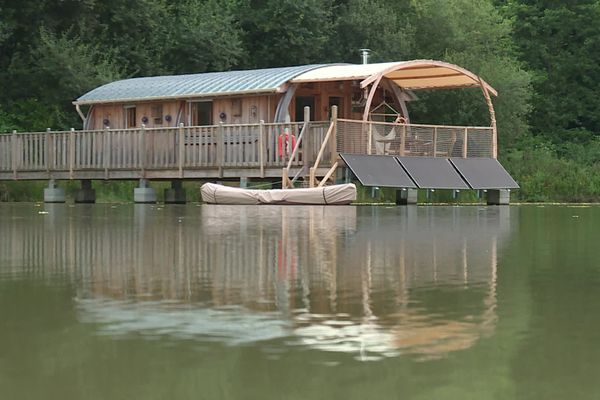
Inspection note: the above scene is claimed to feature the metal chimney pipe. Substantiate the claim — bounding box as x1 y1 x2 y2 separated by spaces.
359 49 371 64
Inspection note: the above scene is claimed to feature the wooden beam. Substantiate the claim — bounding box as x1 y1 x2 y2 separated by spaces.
318 161 338 187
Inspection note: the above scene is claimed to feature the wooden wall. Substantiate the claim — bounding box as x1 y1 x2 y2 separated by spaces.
83 82 374 130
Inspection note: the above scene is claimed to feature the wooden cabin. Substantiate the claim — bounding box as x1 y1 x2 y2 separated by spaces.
1 60 517 204
74 61 496 131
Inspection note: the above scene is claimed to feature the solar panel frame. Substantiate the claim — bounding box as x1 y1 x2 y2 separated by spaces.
340 154 417 188
396 157 470 189
449 158 520 189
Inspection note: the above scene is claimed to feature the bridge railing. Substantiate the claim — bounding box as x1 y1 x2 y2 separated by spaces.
0 121 331 176
337 119 494 158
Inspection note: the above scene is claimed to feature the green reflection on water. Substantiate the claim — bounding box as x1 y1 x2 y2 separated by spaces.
0 204 599 399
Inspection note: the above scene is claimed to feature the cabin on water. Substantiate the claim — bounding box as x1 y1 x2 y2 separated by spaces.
0 59 518 204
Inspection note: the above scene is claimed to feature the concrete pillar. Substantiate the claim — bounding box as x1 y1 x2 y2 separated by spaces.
74 179 96 203
240 177 249 188
164 180 186 204
134 179 157 203
396 188 418 205
487 189 510 205
43 179 66 203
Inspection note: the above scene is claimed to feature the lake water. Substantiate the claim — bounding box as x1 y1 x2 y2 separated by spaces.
1 203 599 399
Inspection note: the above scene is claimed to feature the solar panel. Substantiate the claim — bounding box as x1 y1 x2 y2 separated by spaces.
396 157 470 189
340 154 416 188
450 158 520 189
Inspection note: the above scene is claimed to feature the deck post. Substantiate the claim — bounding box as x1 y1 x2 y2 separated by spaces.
140 124 146 178
164 179 186 204
432 126 438 157
396 188 418 205
11 130 17 179
103 127 110 179
400 125 406 156
282 168 289 189
487 189 510 205
44 179 66 203
259 120 265 178
218 122 224 178
45 128 51 176
74 179 96 203
69 128 75 179
134 178 157 203
178 123 185 178
329 105 338 166
303 106 312 163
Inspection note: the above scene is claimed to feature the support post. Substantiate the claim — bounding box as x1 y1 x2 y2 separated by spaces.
75 179 96 203
45 128 51 176
303 106 312 163
178 123 185 178
400 125 406 156
240 177 249 188
282 168 289 189
103 127 110 179
11 130 17 179
218 122 224 178
329 105 338 165
432 126 438 157
69 128 75 179
44 179 66 203
164 179 186 204
487 189 510 205
395 188 418 205
134 178 157 203
259 120 265 178
140 124 146 178
309 167 316 188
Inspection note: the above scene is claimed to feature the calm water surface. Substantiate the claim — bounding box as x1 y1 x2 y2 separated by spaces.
1 203 599 399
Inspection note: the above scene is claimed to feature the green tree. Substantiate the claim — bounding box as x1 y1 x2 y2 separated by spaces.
505 0 600 143
236 0 334 68
164 0 245 74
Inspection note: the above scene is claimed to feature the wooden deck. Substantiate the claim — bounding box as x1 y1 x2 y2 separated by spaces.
0 119 494 182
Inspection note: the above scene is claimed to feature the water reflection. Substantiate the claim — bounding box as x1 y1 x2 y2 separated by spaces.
0 204 513 361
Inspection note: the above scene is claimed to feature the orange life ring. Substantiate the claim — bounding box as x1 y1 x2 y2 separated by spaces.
278 131 297 158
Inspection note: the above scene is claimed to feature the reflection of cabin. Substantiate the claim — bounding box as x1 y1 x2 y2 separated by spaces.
0 60 517 204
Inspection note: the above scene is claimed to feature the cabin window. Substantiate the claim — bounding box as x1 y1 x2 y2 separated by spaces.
125 106 136 128
193 102 213 126
151 105 163 125
232 99 242 117
329 97 342 119
295 96 315 122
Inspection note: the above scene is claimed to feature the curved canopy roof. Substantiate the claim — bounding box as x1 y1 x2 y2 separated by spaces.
292 60 497 96
75 60 495 105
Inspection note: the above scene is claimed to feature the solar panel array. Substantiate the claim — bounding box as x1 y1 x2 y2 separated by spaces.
340 154 519 190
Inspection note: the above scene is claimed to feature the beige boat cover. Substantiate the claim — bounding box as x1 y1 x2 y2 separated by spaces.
201 183 356 205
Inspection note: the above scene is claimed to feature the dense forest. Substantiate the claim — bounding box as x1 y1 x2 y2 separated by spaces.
1 0 600 201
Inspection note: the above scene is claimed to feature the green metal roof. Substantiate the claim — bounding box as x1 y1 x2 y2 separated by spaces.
75 64 327 105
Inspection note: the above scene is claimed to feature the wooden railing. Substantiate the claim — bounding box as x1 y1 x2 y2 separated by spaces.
0 117 495 181
0 121 330 179
337 119 495 159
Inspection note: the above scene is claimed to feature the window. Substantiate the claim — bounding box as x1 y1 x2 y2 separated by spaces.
125 106 136 128
192 102 213 126
151 104 163 125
